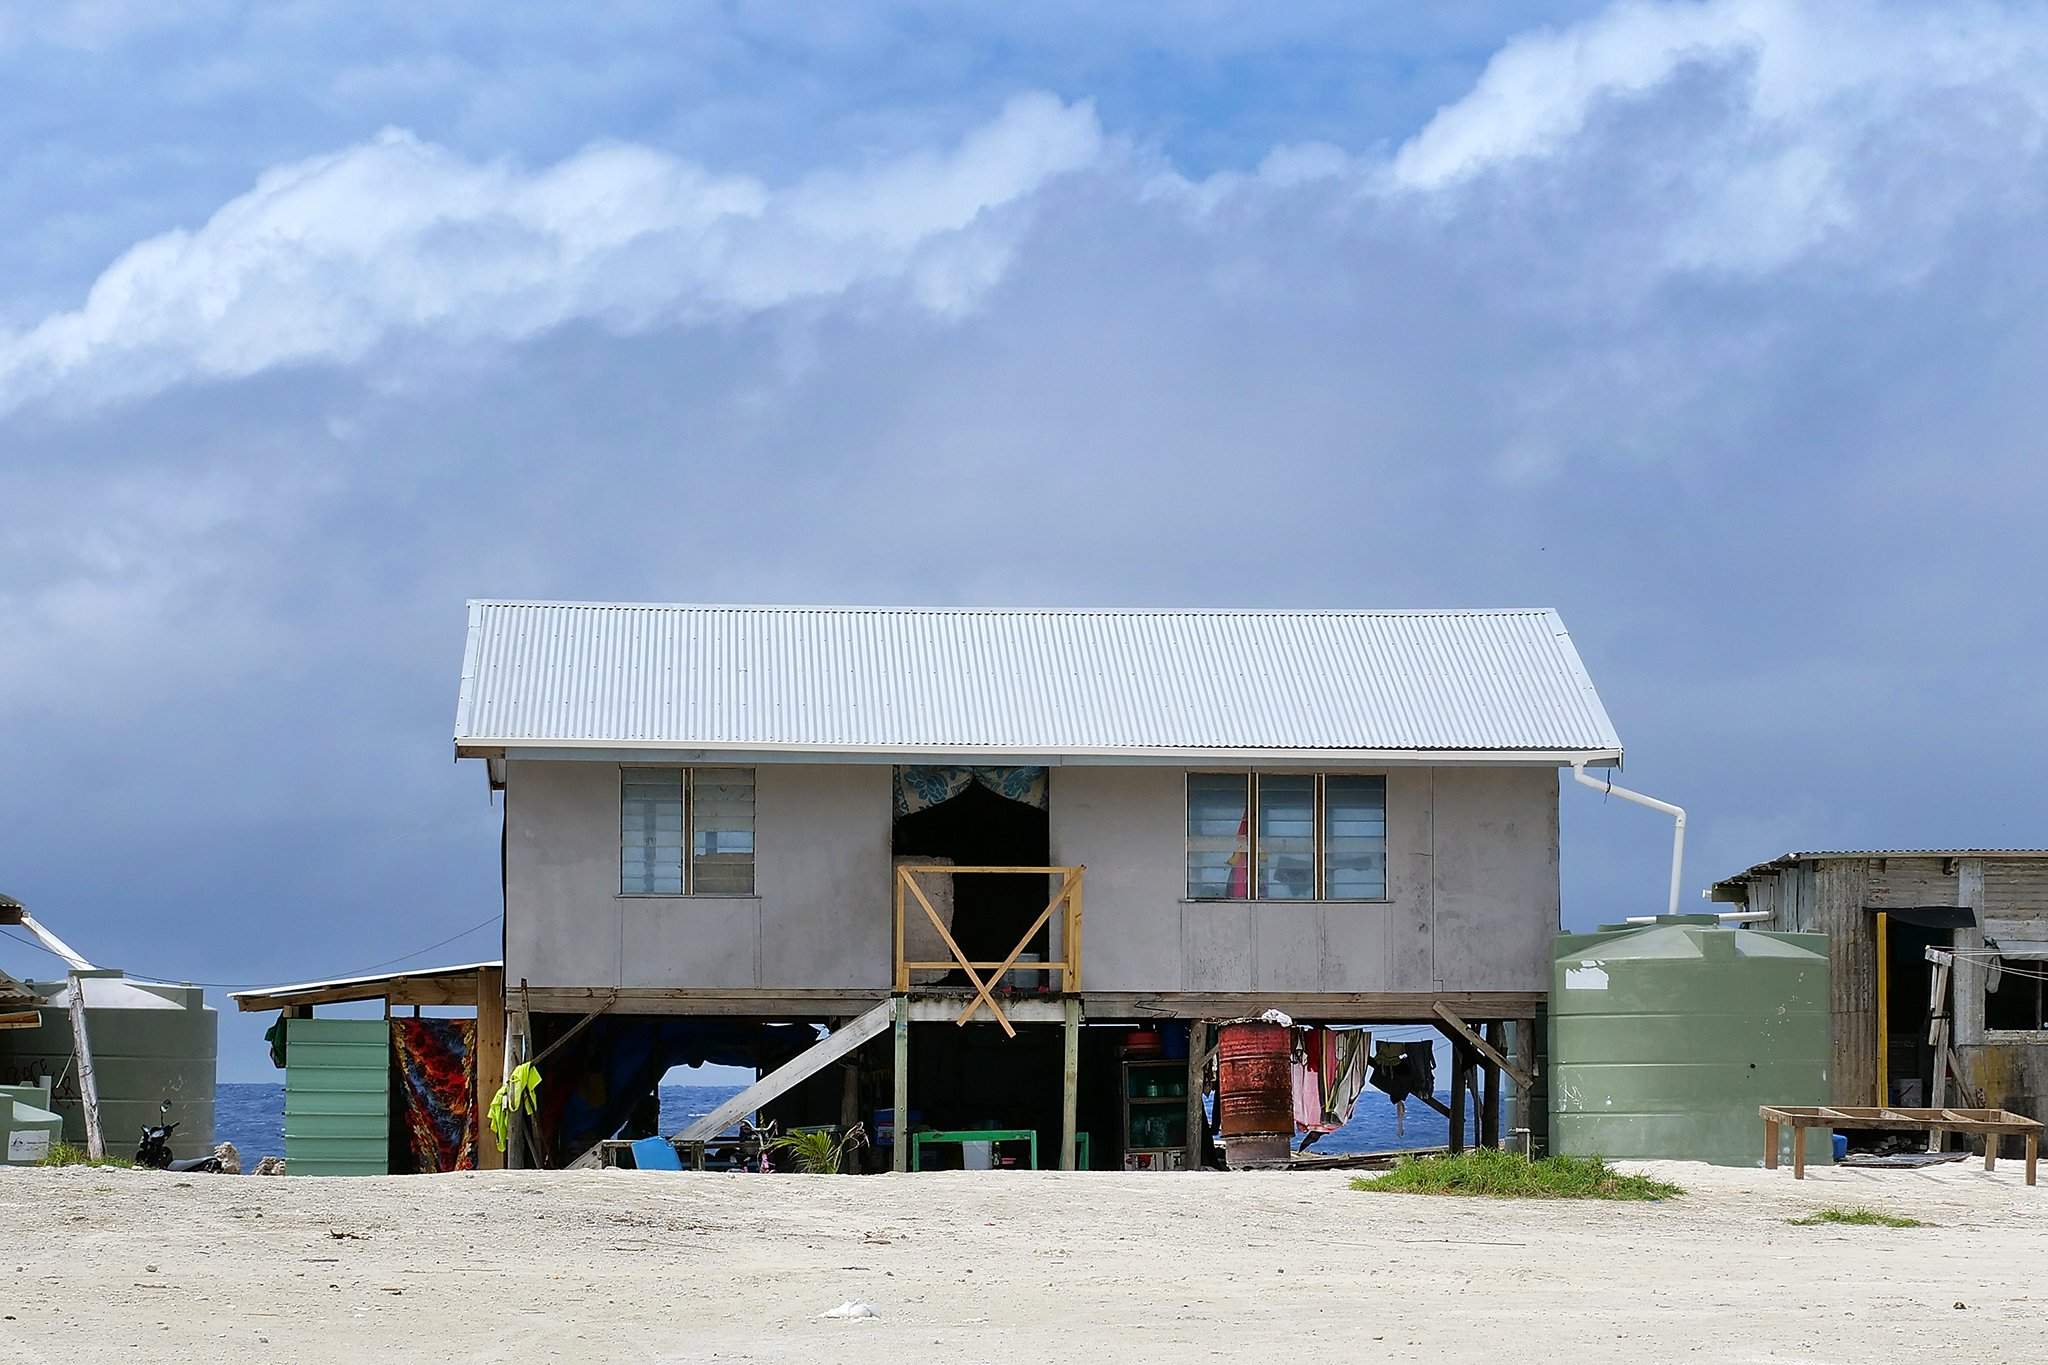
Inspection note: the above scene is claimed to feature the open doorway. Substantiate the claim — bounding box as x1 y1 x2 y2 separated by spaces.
1880 915 1950 1108
891 767 1050 981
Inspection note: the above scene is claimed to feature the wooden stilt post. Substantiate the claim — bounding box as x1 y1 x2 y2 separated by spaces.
66 972 105 1161
473 966 505 1171
1060 997 1081 1171
839 1018 861 1146
1184 1022 1207 1170
892 996 910 1174
1480 1022 1503 1150
1506 1018 1534 1141
1448 1043 1469 1154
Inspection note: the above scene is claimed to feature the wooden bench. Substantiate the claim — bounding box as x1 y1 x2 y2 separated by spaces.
1760 1105 2041 1185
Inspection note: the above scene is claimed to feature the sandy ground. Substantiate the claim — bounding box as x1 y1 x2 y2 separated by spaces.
3 1159 2044 1364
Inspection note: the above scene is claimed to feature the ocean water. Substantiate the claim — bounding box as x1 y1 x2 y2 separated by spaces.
215 1080 1473 1166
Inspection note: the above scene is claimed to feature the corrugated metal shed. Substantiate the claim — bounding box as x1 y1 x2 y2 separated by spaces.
454 601 1622 761
1712 850 2048 897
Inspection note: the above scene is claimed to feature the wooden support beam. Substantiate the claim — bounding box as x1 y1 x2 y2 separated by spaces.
1875 911 1889 1106
1480 1022 1503 1150
1060 997 1081 1171
892 996 910 1174
679 1000 895 1145
1184 1022 1208 1170
1448 1044 1469 1155
1431 1003 1534 1092
66 973 105 1161
473 966 505 1171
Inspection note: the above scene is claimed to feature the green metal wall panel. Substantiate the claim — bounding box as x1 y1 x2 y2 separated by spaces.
1549 918 1831 1167
285 1018 389 1176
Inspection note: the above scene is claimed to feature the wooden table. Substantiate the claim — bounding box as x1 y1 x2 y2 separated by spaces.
1760 1105 2041 1184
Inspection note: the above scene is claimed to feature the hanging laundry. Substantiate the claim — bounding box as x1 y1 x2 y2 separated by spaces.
1292 1026 1372 1149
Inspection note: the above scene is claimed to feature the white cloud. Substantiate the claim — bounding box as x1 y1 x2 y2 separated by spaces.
1389 0 2048 273
0 92 1103 415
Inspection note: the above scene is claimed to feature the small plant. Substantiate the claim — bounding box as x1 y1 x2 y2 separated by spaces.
766 1122 869 1174
1788 1206 1925 1228
487 1061 543 1153
36 1142 133 1169
1351 1149 1682 1201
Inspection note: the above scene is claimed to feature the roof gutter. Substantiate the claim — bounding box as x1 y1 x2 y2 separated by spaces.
1570 762 1687 919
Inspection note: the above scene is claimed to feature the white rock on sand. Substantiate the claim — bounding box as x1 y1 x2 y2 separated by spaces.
1 1160 2042 1363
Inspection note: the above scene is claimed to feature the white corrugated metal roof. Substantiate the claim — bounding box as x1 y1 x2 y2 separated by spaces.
453 602 1623 760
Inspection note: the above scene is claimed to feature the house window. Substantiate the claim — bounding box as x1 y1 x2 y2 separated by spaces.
1185 772 1386 901
1985 959 2047 1031
620 767 755 896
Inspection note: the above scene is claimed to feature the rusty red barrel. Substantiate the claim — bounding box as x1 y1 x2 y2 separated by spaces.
1216 1020 1292 1165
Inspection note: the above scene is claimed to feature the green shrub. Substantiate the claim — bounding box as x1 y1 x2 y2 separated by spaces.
1351 1149 1681 1201
36 1142 133 1169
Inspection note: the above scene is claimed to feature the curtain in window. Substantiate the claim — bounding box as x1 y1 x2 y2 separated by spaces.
1186 773 1249 898
892 765 1049 818
620 769 684 894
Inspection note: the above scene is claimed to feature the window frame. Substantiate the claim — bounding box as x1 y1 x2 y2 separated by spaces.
617 764 756 898
1983 961 2048 1035
1182 769 1388 904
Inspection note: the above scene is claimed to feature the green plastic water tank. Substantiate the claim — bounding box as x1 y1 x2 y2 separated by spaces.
0 972 217 1161
1550 917 1830 1167
2 1079 65 1164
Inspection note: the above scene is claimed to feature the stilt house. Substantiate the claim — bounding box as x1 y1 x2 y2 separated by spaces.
453 602 1625 1169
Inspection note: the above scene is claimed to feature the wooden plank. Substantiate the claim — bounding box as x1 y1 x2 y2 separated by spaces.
901 876 1010 1036
1060 997 1081 1171
1448 1044 1468 1155
679 1000 896 1144
473 966 506 1171
892 997 910 1174
0 1010 41 1030
66 973 106 1160
1480 1022 1503 1150
894 869 909 992
954 870 1077 1033
1431 1003 1533 1092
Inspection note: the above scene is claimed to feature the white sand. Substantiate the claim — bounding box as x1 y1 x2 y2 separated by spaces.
4 1159 2043 1363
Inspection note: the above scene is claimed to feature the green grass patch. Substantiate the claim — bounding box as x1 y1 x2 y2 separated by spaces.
1787 1206 1925 1228
35 1141 133 1169
1350 1149 1682 1201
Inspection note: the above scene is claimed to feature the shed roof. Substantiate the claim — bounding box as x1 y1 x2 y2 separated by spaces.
230 961 500 1012
1709 850 2048 898
453 602 1623 763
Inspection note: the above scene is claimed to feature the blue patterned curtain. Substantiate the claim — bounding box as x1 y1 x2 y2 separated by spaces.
893 766 1048 817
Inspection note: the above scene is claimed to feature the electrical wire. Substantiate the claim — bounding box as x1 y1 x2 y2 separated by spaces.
2 912 503 992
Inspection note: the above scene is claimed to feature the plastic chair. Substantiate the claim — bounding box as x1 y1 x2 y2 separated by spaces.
631 1136 683 1171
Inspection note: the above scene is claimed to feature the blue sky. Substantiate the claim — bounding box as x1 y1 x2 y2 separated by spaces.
4 1 2047 1081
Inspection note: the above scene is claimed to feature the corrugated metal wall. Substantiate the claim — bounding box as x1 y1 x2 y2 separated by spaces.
284 1019 389 1176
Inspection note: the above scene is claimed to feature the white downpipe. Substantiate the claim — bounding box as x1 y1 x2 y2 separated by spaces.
14 911 95 973
1570 763 1686 920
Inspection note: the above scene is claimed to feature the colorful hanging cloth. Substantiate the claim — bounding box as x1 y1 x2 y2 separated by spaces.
392 1018 477 1173
893 766 1048 818
1292 1026 1371 1143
